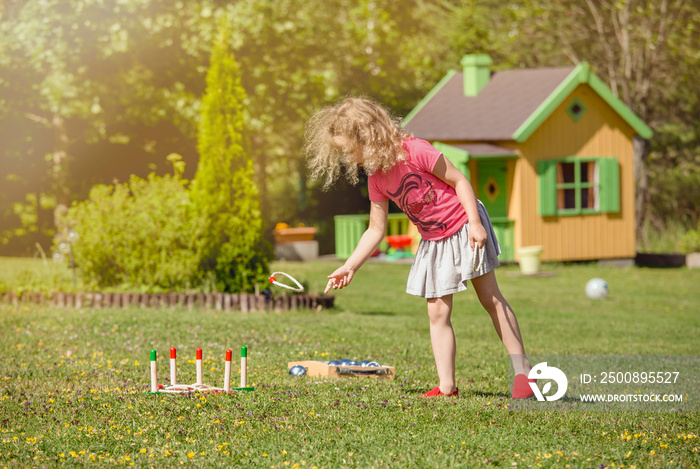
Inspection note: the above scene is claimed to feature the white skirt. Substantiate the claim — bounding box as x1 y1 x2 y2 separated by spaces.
406 201 501 298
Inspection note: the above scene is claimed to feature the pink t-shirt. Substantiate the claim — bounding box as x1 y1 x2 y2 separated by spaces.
368 138 469 241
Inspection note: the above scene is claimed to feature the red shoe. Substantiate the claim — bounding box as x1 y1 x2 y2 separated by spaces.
512 374 535 399
421 386 459 397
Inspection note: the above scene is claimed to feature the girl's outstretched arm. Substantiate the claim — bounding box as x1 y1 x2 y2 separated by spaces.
325 200 388 293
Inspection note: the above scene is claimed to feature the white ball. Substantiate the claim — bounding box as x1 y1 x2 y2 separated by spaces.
586 278 609 299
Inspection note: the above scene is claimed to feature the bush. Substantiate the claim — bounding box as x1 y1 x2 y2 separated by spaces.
680 223 700 254
66 156 207 291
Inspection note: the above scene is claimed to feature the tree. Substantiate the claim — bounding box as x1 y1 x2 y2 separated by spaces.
226 0 448 226
556 0 700 235
1 0 449 255
189 20 269 293
0 0 216 254
441 0 700 238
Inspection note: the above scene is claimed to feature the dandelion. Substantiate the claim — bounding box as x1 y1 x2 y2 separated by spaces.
187 452 195 458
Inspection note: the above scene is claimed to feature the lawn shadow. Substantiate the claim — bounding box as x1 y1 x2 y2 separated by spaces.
353 311 398 316
403 387 509 399
466 389 509 399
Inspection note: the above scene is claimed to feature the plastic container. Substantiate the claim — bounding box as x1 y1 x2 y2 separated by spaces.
518 245 544 275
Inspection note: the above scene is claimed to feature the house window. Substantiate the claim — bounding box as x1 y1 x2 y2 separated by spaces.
539 157 620 216
556 160 598 212
566 97 587 122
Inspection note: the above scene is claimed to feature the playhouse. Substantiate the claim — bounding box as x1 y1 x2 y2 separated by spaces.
401 54 652 263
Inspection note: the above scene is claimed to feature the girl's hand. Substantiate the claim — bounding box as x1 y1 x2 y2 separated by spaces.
469 222 488 249
325 265 355 294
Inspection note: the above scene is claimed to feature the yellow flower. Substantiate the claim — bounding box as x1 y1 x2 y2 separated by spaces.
187 452 195 458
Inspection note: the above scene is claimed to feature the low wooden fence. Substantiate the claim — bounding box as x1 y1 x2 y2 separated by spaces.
0 291 334 312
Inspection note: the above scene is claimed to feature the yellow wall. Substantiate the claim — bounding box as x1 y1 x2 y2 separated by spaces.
514 84 637 261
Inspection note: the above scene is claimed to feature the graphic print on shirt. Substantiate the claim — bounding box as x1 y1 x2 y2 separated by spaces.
387 173 447 233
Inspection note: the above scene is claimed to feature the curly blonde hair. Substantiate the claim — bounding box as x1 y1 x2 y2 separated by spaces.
304 96 412 189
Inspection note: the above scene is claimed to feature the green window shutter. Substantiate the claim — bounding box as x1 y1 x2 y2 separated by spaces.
599 157 620 213
538 160 558 216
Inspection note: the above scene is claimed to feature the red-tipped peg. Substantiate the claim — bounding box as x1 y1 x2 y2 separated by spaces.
196 348 202 360
269 276 276 283
226 349 232 361
170 347 176 359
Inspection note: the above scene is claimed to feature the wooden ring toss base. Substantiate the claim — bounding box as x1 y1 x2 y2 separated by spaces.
287 360 395 380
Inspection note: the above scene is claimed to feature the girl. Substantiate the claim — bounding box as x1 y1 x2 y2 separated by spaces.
304 96 534 399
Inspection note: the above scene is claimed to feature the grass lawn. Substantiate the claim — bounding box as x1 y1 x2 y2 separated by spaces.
1 258 699 468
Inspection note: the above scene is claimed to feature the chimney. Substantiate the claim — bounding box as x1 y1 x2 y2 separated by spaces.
460 54 492 96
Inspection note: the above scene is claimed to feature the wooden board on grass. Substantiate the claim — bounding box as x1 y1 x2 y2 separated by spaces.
287 361 395 380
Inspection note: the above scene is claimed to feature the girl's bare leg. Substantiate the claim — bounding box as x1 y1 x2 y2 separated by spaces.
470 270 531 375
427 294 458 394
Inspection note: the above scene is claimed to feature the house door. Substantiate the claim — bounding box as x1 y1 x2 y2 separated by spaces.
478 159 514 261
